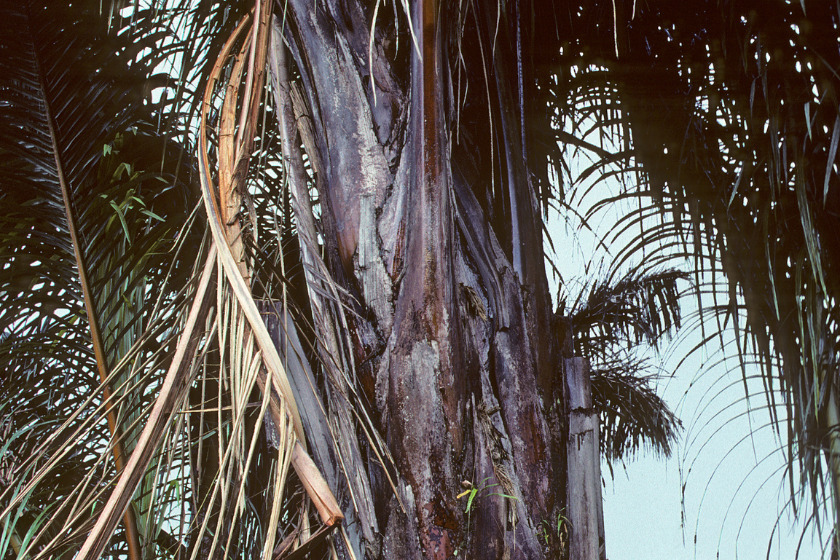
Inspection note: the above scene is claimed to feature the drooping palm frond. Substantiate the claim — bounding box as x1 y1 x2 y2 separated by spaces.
547 0 840 548
561 269 686 464
590 351 681 464
619 5 840 540
570 268 688 357
103 0 249 147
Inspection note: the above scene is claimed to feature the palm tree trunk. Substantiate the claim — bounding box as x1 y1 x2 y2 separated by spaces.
564 357 605 560
271 1 564 558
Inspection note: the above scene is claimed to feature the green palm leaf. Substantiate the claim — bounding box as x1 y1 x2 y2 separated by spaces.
0 2 198 557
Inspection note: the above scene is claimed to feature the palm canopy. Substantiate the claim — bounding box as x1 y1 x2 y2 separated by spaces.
1 0 839 559
547 0 840 544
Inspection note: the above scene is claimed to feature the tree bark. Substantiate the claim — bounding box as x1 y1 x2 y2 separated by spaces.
270 1 564 558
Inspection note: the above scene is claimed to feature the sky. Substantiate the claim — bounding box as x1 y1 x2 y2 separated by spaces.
600 331 825 560
547 144 830 559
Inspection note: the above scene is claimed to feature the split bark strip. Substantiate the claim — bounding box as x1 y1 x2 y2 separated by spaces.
76 245 218 560
267 17 386 544
35 36 141 560
218 32 251 281
267 19 320 260
199 7 343 529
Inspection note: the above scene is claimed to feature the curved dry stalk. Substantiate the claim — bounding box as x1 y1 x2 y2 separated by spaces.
198 3 304 449
197 1 343 541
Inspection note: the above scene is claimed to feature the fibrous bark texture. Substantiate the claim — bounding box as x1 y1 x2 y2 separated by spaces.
270 1 564 558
